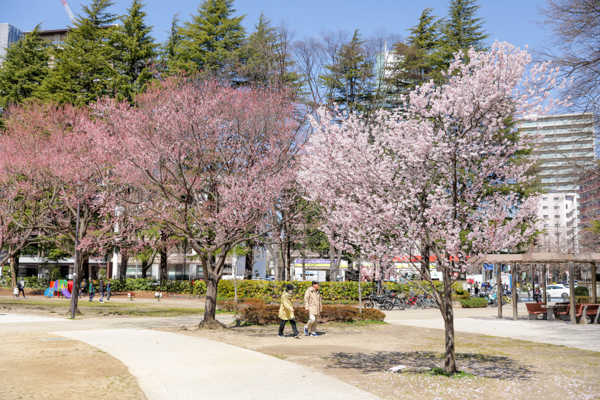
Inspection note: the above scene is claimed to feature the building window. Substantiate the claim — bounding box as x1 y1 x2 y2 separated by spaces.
555 223 560 228
543 215 549 219
542 197 548 201
555 215 560 218
554 206 559 209
545 224 549 227
543 206 548 209
554 197 559 200
566 204 569 209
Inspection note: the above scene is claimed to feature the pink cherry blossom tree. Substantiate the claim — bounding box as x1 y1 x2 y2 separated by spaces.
0 101 120 317
300 42 566 373
92 77 303 328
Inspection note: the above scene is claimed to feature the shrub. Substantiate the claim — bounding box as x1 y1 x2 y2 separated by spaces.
452 292 471 301
459 297 488 308
235 305 385 325
575 296 591 304
574 286 589 296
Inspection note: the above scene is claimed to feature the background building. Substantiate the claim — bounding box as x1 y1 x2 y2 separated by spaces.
521 113 597 252
0 23 23 61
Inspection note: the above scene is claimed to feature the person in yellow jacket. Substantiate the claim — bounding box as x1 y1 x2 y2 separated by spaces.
304 281 322 337
278 284 301 338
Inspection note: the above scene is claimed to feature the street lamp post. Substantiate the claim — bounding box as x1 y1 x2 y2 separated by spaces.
69 195 81 319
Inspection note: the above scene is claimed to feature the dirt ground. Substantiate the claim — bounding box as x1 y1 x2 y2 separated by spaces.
163 322 600 400
0 333 146 400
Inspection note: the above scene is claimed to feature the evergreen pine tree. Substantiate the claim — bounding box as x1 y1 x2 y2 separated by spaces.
40 0 119 105
0 25 50 111
431 0 488 77
173 0 245 73
237 13 298 89
385 8 441 94
112 0 158 100
320 30 374 114
159 13 182 72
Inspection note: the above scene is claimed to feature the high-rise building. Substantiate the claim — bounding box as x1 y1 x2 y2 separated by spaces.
0 23 24 61
520 113 596 193
521 113 597 252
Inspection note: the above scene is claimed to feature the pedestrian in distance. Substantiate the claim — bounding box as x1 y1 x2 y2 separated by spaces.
13 285 18 298
98 278 104 303
303 281 322 337
79 279 85 299
89 280 95 302
18 278 26 298
474 281 479 296
278 284 301 338
106 280 111 301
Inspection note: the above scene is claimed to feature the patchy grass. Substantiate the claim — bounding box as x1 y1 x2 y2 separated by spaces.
426 367 475 379
0 298 212 318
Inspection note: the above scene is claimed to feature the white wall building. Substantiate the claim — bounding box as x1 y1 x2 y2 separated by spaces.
520 113 596 251
0 23 23 61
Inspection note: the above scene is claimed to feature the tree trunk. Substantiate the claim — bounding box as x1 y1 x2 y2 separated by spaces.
141 260 149 279
119 254 128 280
301 248 306 281
9 249 19 290
244 242 254 280
69 253 84 317
358 258 362 313
199 252 227 330
329 246 342 282
159 248 168 283
442 268 458 374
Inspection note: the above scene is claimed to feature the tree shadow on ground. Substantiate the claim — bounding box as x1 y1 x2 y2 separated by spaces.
327 351 534 380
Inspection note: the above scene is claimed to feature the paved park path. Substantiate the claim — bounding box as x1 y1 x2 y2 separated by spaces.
388 317 600 352
54 328 381 400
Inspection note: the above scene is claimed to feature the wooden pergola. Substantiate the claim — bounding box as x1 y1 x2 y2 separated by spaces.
470 253 600 324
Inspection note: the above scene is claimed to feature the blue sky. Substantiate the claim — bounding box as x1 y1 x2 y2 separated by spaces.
3 0 549 51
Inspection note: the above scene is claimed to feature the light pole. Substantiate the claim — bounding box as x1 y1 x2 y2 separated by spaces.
69 191 81 319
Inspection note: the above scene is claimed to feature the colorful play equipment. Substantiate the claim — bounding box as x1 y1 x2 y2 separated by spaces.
44 280 73 299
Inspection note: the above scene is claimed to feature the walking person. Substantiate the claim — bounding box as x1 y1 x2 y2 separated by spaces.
106 280 111 301
88 279 95 302
98 278 104 303
18 278 26 298
79 279 85 299
474 281 479 296
303 281 322 337
278 284 300 338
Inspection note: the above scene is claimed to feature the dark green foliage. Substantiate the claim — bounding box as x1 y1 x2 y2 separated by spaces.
236 13 298 88
430 0 489 79
459 297 487 308
172 0 245 73
236 304 385 325
41 0 119 105
574 286 589 296
112 0 158 100
320 30 374 114
0 25 50 111
385 8 440 93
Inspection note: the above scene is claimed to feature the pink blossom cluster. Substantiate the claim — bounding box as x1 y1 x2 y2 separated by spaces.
300 42 566 280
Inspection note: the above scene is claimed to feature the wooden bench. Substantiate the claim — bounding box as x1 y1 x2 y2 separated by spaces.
577 304 600 324
526 302 546 320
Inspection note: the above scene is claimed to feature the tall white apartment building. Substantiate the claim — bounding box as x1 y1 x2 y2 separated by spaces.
0 23 23 61
520 113 597 252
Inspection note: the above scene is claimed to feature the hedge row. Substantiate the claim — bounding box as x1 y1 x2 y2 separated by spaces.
459 298 488 308
236 304 386 325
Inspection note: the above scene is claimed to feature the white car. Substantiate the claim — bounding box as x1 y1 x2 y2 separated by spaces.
545 284 570 300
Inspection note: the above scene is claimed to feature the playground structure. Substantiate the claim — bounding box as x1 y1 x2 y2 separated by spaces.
44 280 73 299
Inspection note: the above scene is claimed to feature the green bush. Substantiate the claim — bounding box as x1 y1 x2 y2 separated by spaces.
575 296 592 304
92 278 445 301
235 304 385 325
574 286 589 296
459 297 488 308
452 292 471 301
